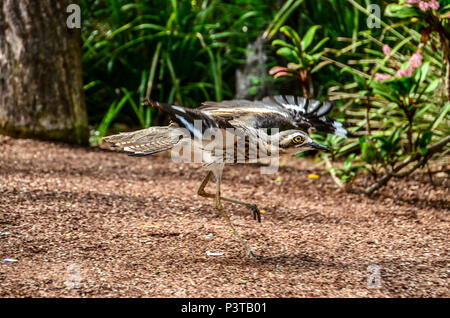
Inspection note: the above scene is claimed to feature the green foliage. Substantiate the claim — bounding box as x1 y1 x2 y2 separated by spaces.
385 4 421 18
81 0 273 143
320 0 450 193
269 24 328 97
386 1 450 19
275 25 328 68
267 0 449 193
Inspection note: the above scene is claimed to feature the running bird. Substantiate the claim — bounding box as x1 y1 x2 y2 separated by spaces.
103 96 344 258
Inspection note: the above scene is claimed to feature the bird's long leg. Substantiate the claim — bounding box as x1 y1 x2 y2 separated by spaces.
197 171 214 198
214 174 260 259
197 171 261 222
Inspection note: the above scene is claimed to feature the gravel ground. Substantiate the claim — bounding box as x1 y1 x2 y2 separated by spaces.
0 136 448 297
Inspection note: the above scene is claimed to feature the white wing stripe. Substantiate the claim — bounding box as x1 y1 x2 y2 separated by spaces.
171 106 186 113
175 115 203 140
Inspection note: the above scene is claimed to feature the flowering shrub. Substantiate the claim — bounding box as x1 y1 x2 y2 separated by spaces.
265 0 449 194
374 48 422 80
267 0 450 194
405 0 440 11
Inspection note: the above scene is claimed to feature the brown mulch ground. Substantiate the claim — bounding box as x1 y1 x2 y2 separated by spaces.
0 135 448 297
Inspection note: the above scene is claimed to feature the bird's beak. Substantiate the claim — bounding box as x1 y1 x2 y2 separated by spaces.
305 141 329 151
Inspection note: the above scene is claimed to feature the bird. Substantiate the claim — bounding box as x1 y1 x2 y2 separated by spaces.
103 95 347 258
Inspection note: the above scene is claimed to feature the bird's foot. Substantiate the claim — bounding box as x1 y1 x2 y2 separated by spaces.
249 204 261 223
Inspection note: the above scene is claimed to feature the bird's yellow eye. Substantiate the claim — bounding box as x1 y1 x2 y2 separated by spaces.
293 135 304 144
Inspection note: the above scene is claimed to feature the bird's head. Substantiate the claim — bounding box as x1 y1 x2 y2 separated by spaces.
277 130 329 155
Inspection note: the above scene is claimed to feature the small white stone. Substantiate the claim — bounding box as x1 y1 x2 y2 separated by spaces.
206 251 223 257
3 258 18 263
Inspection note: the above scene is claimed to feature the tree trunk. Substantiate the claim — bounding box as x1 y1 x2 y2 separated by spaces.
0 0 88 144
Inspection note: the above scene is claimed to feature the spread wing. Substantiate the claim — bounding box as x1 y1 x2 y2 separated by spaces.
143 99 232 139
199 99 297 129
102 126 182 156
199 95 348 138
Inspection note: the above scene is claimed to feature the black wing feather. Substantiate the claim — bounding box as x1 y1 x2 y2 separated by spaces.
261 95 347 137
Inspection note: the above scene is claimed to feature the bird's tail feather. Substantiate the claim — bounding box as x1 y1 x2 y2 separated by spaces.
102 126 182 156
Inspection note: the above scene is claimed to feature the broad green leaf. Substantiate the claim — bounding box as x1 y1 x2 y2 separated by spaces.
272 39 296 51
280 25 302 51
302 25 321 51
385 4 420 18
276 47 299 63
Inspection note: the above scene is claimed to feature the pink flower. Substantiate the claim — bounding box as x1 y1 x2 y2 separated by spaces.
389 50 422 78
374 73 392 81
375 47 422 80
429 0 440 10
408 50 422 69
405 0 440 12
397 68 413 77
418 1 429 11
